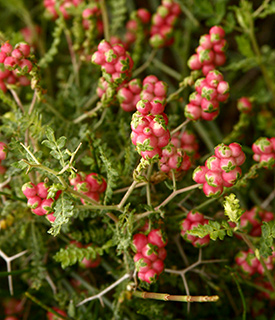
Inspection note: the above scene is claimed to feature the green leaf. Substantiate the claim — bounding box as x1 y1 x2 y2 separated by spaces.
235 34 254 58
223 193 244 223
48 193 74 237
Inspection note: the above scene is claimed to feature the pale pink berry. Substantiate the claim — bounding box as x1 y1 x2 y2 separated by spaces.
22 182 37 198
0 51 7 63
142 269 157 283
46 213 56 222
205 170 223 187
134 255 152 273
152 259 164 275
221 167 242 187
147 229 167 248
41 198 54 214
80 192 100 205
215 144 232 158
17 43 31 57
193 166 208 184
205 156 221 171
186 211 205 223
203 183 223 197
213 52 226 66
217 81 229 95
36 182 48 199
184 103 201 120
201 110 219 121
198 49 214 65
188 54 202 70
133 233 148 252
199 34 212 49
1 42 13 54
4 56 18 69
27 196 42 209
219 157 237 172
209 26 225 43
205 70 224 87
201 98 219 113
0 142 7 160
142 243 159 262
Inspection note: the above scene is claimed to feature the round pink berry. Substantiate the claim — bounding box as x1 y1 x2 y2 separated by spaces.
133 233 148 252
147 229 167 248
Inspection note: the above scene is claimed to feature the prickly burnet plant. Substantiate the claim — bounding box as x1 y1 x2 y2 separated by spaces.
1 2 275 319
180 211 210 247
185 70 229 121
188 25 227 75
193 142 245 196
252 137 275 168
132 228 167 284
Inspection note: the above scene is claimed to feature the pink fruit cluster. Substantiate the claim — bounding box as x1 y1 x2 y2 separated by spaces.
193 143 246 197
150 0 181 48
47 307 67 320
44 0 83 19
0 42 33 93
117 78 142 112
159 143 191 173
237 97 252 114
171 130 200 160
180 211 210 247
238 207 274 237
133 229 167 284
92 40 134 84
82 4 103 36
70 241 101 268
131 112 170 160
252 137 275 168
185 70 229 121
125 8 151 47
70 172 107 204
22 182 61 222
188 26 227 76
235 248 275 276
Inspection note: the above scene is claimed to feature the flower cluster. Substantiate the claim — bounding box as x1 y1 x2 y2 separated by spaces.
237 97 253 114
133 229 167 284
22 182 61 222
70 172 107 204
131 112 170 160
185 70 229 121
92 40 133 84
188 26 227 75
125 8 151 47
239 207 274 237
117 78 142 112
0 42 33 92
150 0 181 48
44 0 83 19
193 143 246 197
171 130 200 161
180 211 210 247
159 143 191 173
252 137 275 168
82 3 103 36
235 248 275 276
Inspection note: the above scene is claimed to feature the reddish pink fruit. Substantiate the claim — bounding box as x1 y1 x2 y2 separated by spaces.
143 269 158 284
0 142 7 160
22 182 37 198
36 182 49 199
202 183 223 197
133 233 148 252
141 243 159 261
209 26 225 43
147 229 167 248
193 166 208 184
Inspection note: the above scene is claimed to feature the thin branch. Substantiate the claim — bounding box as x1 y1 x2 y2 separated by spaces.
100 0 110 41
118 180 138 209
77 273 131 306
171 119 191 136
0 249 28 295
9 88 25 113
73 103 103 124
132 290 219 302
132 50 158 78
